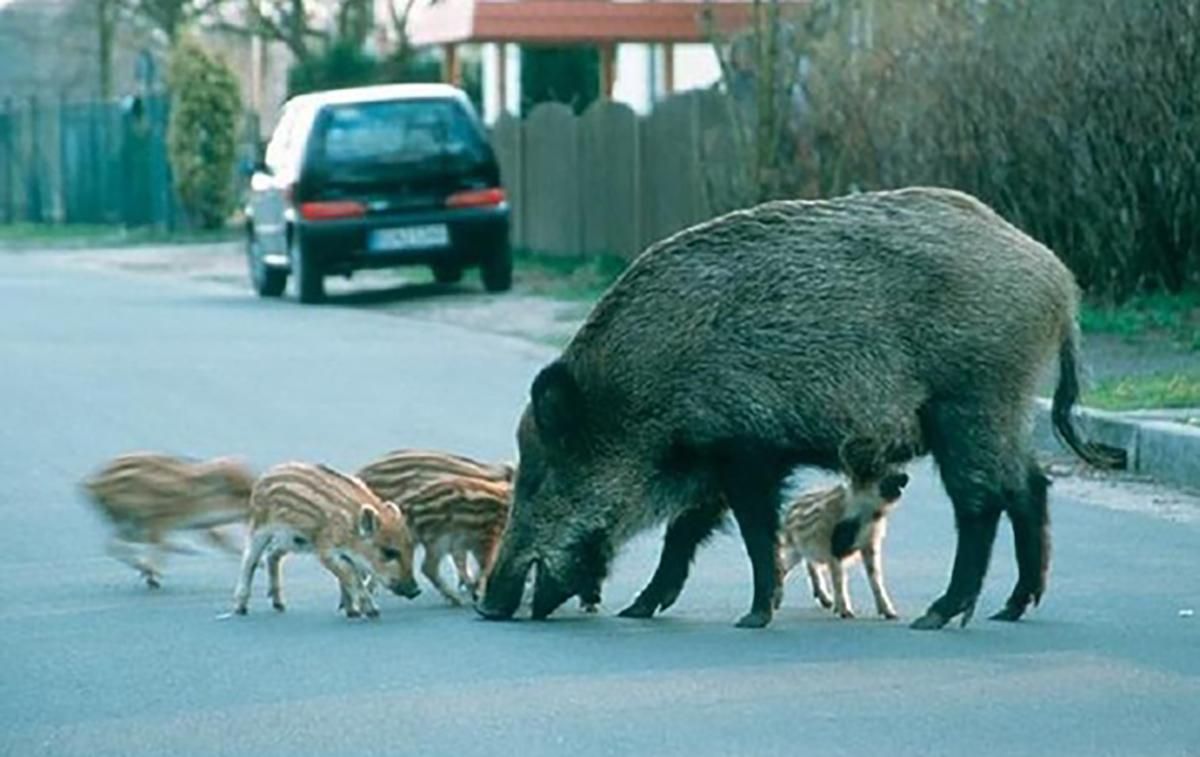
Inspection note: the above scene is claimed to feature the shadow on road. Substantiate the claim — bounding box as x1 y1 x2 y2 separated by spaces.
322 280 475 307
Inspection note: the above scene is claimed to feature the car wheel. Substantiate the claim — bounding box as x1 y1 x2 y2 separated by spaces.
248 232 287 298
432 264 463 285
480 242 513 293
290 230 325 304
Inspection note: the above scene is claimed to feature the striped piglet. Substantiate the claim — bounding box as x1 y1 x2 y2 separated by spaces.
357 449 512 604
775 440 909 619
232 462 420 618
82 452 255 588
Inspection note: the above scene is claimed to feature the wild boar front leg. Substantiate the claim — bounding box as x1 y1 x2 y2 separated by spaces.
862 544 898 619
422 547 463 605
266 549 288 612
106 536 161 588
451 548 475 596
319 552 374 619
721 450 788 630
805 561 835 609
233 530 274 614
830 559 855 618
618 500 726 619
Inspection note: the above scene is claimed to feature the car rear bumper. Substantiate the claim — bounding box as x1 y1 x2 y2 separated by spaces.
295 206 509 273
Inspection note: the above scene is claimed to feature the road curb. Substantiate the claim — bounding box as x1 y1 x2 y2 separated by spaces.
1034 398 1200 491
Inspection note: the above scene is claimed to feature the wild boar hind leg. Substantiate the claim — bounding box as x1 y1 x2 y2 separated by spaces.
911 399 1017 630
106 535 161 588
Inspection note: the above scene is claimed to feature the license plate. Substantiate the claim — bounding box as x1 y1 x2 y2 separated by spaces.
368 224 450 252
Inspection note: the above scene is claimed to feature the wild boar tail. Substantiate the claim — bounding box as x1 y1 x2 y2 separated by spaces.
1051 329 1127 470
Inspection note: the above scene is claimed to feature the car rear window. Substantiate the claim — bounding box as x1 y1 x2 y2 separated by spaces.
313 98 487 169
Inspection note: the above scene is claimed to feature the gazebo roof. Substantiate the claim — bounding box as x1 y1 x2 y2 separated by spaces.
405 0 767 47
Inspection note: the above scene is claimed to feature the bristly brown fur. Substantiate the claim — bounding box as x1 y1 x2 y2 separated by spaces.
479 186 1109 629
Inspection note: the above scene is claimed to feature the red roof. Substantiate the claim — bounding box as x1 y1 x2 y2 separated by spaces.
405 0 771 46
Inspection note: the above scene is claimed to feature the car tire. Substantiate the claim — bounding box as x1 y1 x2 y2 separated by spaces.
290 230 325 304
248 233 287 298
480 242 513 293
433 265 463 285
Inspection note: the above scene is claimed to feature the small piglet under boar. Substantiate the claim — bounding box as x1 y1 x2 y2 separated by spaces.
233 462 420 618
82 452 255 588
776 463 909 620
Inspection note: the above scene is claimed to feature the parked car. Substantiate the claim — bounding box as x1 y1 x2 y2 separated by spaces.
244 84 512 303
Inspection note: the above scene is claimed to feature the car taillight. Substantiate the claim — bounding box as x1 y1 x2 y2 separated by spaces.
446 188 506 208
299 200 367 221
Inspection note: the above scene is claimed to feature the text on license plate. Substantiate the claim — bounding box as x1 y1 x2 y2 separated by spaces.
369 225 450 252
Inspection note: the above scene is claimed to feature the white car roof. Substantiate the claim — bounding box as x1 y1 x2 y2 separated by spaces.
285 83 471 110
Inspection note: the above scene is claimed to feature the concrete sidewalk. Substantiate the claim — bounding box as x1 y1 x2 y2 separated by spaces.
1035 400 1200 492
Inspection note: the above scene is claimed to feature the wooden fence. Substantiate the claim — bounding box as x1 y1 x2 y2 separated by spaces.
492 89 746 260
0 96 180 227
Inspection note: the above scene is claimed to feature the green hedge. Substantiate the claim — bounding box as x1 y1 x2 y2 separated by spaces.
166 38 242 230
733 0 1199 301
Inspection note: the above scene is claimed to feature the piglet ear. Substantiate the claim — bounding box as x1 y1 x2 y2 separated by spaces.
531 361 584 445
838 436 885 481
358 504 381 537
384 501 403 520
880 473 909 501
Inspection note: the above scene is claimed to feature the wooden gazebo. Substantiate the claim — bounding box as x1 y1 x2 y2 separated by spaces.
404 0 760 100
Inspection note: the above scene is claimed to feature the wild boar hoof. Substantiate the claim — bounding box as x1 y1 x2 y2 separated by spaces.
881 609 900 621
617 599 658 619
272 600 286 613
145 575 161 590
989 604 1026 622
365 607 381 619
580 601 599 614
233 605 248 616
345 608 362 619
734 610 773 629
837 609 855 620
910 610 949 630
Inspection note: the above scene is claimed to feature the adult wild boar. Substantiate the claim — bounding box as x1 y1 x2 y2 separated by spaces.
477 187 1120 630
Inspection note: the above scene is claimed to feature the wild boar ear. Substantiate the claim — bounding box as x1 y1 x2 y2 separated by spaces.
358 504 381 537
531 361 583 443
880 473 909 501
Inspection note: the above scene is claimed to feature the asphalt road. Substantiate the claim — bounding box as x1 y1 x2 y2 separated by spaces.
2 253 1198 757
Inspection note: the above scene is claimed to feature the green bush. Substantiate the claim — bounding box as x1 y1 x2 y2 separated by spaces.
166 38 242 230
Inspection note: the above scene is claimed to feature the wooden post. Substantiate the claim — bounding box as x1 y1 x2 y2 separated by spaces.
496 43 508 116
663 42 675 95
599 43 616 100
443 44 460 86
